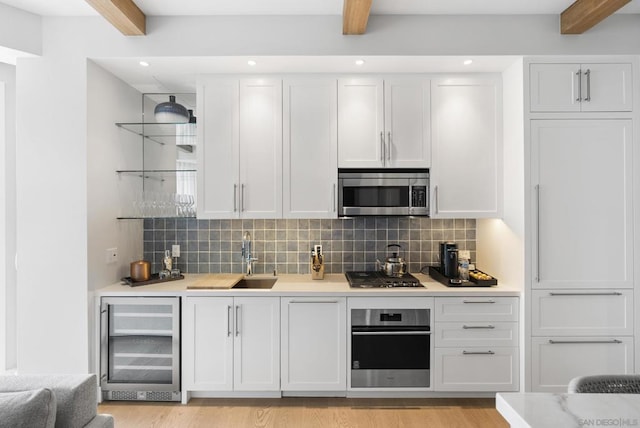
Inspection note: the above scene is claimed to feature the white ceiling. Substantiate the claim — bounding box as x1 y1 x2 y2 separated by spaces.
5 0 639 92
4 0 640 17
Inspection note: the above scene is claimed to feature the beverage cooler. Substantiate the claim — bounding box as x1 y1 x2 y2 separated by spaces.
100 297 181 401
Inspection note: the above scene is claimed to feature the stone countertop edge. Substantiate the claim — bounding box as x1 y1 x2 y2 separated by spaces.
95 273 522 297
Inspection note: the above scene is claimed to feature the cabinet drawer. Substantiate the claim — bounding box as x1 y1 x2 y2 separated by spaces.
531 336 634 393
435 322 518 348
532 290 633 336
434 297 518 322
433 347 519 392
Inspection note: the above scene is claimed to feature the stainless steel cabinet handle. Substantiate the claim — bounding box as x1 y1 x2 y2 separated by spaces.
434 185 439 214
576 70 582 102
585 69 591 102
387 131 391 161
235 305 241 336
332 184 336 212
99 304 109 385
352 331 431 336
549 292 623 296
463 325 495 329
240 184 245 212
462 300 496 304
463 350 495 355
535 184 541 282
227 305 232 337
380 132 385 164
233 184 238 212
549 339 622 345
289 300 339 304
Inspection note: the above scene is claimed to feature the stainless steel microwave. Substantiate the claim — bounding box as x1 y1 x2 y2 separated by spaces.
338 169 429 216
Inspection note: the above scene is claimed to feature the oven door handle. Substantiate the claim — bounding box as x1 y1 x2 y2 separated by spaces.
352 331 431 336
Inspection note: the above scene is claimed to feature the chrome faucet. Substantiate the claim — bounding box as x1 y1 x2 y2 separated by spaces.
241 231 258 275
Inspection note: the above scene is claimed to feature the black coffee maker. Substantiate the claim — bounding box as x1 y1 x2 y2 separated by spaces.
439 242 459 278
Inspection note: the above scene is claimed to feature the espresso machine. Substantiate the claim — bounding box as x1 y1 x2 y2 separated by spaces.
311 244 325 280
439 242 459 278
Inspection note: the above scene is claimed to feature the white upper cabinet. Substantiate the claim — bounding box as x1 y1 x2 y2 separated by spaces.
197 77 282 219
530 119 633 289
384 78 431 168
338 77 430 168
431 77 502 218
530 63 632 112
197 79 239 219
283 78 338 218
239 79 283 218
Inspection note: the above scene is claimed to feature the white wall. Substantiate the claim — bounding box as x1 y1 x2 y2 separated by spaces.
86 60 144 373
0 62 16 372
12 13 640 373
0 3 41 62
477 59 525 286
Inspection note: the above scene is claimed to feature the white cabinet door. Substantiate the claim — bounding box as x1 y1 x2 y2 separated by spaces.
529 63 632 112
435 322 518 348
384 78 431 168
530 64 581 112
530 120 633 289
434 297 519 323
283 78 338 218
197 79 240 218
532 290 634 336
531 337 634 392
434 347 519 392
281 298 346 391
239 79 283 218
431 77 502 218
338 78 384 168
183 297 234 391
581 63 633 112
233 297 280 391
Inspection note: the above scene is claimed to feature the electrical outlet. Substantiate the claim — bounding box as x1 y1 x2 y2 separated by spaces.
106 248 118 264
172 244 180 258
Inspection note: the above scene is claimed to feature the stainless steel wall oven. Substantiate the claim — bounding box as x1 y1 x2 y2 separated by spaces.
351 308 431 388
100 297 181 401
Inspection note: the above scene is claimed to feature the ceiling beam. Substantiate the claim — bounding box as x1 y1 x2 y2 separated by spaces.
561 0 630 34
85 0 146 36
343 0 372 35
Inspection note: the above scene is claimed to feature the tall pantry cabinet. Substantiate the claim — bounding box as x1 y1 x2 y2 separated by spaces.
524 58 637 392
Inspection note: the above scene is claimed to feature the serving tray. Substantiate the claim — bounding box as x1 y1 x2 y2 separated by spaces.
121 273 185 287
428 266 497 287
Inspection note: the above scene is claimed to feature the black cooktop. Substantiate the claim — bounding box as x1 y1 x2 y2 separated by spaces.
345 271 424 288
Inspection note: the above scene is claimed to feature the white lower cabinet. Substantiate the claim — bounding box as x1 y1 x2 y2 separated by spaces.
532 290 634 336
183 296 280 392
530 290 635 392
434 347 519 392
531 337 634 393
434 297 519 392
280 297 346 392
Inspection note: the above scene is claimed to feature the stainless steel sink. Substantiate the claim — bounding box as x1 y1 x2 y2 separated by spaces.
232 277 277 289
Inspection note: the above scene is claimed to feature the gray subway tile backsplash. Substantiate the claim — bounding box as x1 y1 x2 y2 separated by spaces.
143 217 476 275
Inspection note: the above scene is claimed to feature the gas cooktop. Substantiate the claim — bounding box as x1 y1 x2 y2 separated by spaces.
345 271 424 288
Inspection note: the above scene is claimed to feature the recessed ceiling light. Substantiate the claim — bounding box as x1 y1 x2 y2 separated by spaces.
463 59 473 66
247 60 257 66
355 59 365 66
139 61 149 67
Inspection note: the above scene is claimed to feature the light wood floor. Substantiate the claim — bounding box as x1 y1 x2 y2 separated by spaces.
99 397 508 428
